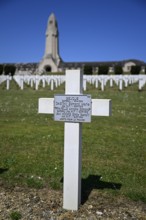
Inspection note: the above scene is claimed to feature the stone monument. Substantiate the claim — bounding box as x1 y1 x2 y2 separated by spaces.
38 13 61 73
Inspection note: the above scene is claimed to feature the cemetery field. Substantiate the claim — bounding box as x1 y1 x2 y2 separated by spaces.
0 82 146 203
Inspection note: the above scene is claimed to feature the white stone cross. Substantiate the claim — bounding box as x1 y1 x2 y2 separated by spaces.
38 69 112 211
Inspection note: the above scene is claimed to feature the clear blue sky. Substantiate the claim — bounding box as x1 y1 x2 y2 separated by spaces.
0 0 146 63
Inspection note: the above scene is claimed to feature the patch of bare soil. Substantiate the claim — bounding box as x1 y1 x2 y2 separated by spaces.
0 184 146 220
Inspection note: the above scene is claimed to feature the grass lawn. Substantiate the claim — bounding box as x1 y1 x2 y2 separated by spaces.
0 80 146 203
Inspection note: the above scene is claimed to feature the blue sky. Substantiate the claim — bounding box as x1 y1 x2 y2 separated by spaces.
0 0 146 63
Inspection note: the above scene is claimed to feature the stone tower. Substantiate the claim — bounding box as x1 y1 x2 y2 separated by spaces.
38 13 61 73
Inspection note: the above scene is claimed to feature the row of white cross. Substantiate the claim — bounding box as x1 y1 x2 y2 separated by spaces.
0 74 146 90
84 74 146 91
13 75 65 90
0 75 65 90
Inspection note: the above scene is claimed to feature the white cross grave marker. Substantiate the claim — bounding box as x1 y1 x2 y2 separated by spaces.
38 69 112 211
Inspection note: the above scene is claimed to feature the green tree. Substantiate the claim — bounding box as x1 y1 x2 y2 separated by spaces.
131 65 141 75
98 65 109 75
114 65 123 75
84 65 93 75
0 64 3 75
4 65 16 76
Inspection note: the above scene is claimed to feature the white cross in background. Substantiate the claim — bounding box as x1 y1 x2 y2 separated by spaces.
38 69 112 211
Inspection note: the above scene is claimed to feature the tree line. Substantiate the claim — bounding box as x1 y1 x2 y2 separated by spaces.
0 64 145 76
84 65 146 75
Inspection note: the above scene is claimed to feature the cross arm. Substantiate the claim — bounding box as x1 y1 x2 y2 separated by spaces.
92 99 112 116
38 98 112 117
38 98 54 114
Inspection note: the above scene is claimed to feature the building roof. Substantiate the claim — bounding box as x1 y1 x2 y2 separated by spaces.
59 59 146 68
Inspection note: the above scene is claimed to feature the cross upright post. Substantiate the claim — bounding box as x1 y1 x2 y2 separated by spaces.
38 69 112 211
63 70 83 210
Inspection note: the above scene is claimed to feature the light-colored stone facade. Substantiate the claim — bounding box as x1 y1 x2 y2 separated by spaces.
122 61 136 72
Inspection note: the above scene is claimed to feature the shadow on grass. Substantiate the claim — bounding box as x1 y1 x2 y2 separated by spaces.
0 168 9 174
60 174 122 204
81 175 122 204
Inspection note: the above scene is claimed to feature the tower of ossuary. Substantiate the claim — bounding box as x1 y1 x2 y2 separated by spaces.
38 13 61 73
